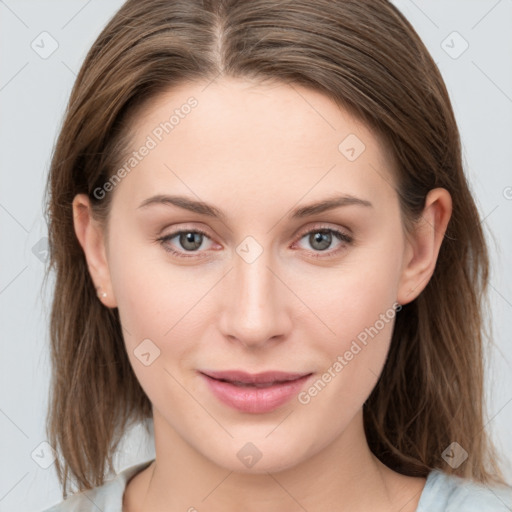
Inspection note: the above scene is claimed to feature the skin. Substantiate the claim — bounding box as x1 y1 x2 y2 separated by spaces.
73 77 452 511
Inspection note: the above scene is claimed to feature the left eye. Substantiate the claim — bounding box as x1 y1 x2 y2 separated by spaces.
296 228 352 254
157 227 353 259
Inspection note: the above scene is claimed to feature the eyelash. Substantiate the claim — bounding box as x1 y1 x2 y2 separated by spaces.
156 225 353 260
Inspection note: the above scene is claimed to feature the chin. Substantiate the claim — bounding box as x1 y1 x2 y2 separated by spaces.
201 436 312 475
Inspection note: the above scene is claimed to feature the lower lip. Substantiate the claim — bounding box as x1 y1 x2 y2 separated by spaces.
200 373 313 413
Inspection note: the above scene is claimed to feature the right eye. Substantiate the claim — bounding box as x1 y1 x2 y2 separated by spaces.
157 228 216 258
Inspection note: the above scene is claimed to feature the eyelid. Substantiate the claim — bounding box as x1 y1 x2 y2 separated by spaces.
157 222 353 258
291 223 353 258
294 222 353 241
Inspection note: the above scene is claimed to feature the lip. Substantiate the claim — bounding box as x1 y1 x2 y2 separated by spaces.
201 369 311 384
199 370 313 413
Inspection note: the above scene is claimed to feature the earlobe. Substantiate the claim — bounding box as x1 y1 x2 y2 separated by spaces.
397 188 452 305
72 194 117 308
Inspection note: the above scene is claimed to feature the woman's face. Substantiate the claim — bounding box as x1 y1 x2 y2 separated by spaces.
93 77 418 473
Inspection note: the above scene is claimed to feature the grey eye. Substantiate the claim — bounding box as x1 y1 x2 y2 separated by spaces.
307 230 334 251
177 232 204 251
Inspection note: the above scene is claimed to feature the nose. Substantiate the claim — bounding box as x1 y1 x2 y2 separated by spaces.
218 246 291 349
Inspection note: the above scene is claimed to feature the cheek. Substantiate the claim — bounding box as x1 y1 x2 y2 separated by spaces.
106 229 218 382
106 230 175 364
108 224 200 332
295 239 401 406
302 236 402 344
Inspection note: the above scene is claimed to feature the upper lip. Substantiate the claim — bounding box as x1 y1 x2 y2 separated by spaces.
200 370 312 385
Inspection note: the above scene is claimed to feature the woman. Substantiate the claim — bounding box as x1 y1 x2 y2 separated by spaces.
42 0 512 510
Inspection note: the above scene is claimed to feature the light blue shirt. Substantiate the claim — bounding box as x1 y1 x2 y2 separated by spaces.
42 459 512 511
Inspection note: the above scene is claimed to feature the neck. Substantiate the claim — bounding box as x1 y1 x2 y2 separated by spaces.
127 409 425 512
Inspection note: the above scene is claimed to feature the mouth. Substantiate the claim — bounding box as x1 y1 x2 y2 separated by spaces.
198 369 313 413
200 369 311 385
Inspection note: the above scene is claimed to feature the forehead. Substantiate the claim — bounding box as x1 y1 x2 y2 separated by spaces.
113 77 398 213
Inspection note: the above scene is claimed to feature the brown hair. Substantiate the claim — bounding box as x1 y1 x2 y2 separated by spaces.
44 0 510 498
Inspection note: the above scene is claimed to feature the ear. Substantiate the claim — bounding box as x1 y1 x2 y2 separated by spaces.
397 188 452 305
72 194 117 308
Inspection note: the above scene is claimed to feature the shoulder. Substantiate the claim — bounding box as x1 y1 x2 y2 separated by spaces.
41 459 154 512
417 469 512 512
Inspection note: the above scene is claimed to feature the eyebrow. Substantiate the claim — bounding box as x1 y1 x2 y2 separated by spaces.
137 193 373 219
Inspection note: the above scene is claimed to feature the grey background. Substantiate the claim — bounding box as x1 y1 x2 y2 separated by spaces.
0 1 511 510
